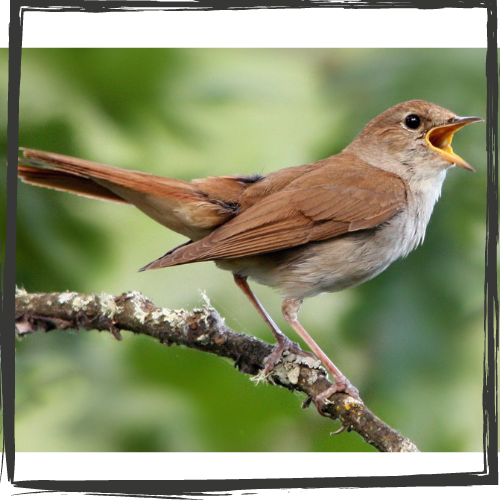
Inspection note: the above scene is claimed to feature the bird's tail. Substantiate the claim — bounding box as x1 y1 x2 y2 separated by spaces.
18 148 244 240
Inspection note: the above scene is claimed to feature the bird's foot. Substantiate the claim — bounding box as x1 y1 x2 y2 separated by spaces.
314 377 363 414
263 336 314 375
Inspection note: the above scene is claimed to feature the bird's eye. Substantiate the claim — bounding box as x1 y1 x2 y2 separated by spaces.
405 114 421 129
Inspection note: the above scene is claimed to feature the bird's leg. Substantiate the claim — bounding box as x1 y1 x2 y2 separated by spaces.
233 274 305 373
282 299 362 406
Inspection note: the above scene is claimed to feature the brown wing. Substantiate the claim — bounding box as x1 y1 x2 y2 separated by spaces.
143 155 407 269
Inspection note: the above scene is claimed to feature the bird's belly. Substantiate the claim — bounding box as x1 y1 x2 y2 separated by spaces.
216 215 417 300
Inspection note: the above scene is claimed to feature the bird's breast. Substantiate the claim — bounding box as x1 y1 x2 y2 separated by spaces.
218 191 443 301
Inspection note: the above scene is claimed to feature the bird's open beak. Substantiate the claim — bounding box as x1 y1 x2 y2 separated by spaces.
426 116 483 172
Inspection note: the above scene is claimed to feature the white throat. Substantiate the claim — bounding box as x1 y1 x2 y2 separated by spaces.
405 168 447 253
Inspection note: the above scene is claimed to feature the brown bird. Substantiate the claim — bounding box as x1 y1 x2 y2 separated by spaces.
18 100 481 407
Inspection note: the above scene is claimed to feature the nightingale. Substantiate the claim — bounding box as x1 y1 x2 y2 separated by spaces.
18 100 482 407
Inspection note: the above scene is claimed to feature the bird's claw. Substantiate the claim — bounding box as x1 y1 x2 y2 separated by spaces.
314 378 363 415
330 424 348 436
263 338 311 375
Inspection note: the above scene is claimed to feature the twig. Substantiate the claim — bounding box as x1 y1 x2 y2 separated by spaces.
15 289 419 452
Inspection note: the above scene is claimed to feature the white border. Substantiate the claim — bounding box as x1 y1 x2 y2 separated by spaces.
17 8 486 48
15 452 485 481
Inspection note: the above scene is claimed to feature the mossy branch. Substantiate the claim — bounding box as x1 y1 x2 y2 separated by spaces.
15 289 419 453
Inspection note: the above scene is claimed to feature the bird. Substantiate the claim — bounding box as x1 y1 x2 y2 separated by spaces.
18 100 482 407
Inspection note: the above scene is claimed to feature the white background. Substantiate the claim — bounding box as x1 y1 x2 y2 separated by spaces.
7 7 487 48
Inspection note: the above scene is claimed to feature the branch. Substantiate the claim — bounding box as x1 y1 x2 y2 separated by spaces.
15 289 419 452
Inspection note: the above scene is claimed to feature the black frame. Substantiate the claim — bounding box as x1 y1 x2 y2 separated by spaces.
2 0 498 494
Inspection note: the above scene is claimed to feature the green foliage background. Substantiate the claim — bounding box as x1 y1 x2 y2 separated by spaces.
6 48 487 452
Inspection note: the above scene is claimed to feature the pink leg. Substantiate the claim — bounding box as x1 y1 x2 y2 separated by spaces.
282 299 362 405
233 274 305 373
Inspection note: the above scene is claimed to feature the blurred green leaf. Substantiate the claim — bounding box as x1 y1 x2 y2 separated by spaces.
11 48 487 452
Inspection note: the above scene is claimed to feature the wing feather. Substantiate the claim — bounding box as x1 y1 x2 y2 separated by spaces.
143 156 407 270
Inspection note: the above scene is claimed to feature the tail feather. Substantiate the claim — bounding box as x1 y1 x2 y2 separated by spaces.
20 148 197 198
17 148 251 241
18 164 128 203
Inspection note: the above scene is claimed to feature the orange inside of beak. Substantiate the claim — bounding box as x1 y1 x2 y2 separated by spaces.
425 118 481 172
427 126 455 155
